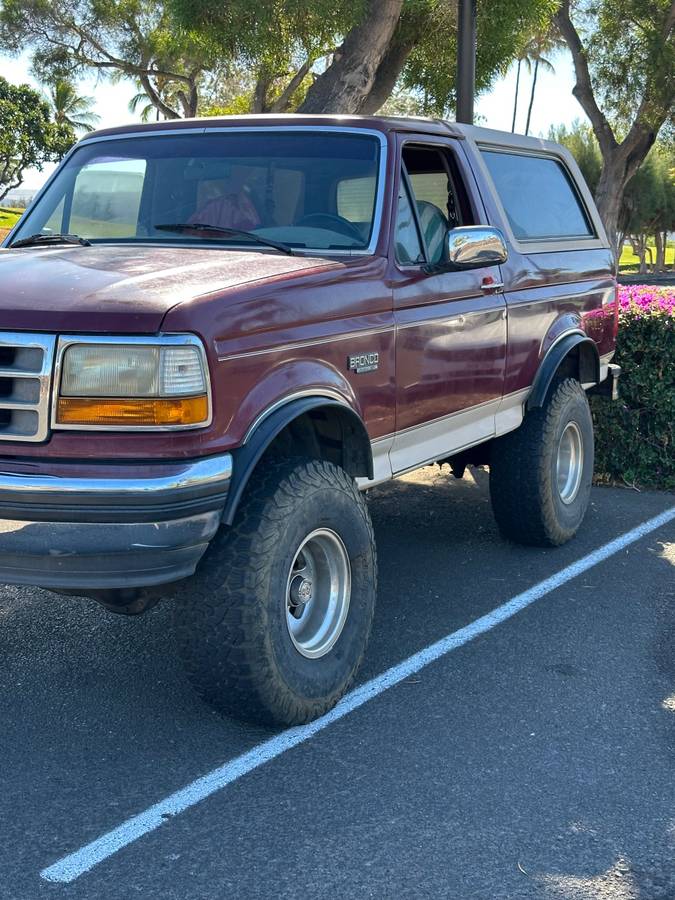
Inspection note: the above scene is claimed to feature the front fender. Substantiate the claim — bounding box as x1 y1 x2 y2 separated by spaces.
222 396 372 525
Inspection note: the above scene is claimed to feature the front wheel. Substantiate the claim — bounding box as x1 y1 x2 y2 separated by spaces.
172 457 377 726
489 378 594 546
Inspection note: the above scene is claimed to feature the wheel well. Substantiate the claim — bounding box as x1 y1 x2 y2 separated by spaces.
222 399 373 526
527 335 600 410
554 342 598 387
264 407 372 478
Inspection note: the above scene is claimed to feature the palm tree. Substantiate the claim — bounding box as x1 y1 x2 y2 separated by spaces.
49 80 100 133
511 55 523 132
523 26 564 135
129 90 160 123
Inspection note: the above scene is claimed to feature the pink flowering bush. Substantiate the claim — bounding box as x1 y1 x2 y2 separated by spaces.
591 284 674 489
617 284 675 317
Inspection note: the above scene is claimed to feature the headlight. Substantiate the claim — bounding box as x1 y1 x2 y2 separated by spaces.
54 336 211 429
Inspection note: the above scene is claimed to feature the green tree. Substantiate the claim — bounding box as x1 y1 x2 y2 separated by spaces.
622 146 675 272
0 76 73 202
48 78 100 132
555 0 675 246
0 0 219 119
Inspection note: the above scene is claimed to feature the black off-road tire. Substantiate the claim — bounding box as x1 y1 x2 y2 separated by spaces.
489 378 594 546
172 457 377 726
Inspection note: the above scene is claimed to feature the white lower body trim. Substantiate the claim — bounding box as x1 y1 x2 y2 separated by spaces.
598 350 615 385
358 388 530 489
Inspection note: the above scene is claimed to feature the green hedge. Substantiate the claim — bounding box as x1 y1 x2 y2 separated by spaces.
591 286 674 490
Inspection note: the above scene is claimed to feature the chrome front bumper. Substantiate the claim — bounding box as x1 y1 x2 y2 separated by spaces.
0 454 232 591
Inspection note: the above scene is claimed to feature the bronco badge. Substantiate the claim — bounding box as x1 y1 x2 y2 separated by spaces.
348 352 379 374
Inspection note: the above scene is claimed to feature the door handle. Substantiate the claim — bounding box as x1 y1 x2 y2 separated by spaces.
447 315 465 329
481 277 504 293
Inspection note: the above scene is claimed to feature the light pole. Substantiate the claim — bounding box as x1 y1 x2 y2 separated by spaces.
456 0 477 124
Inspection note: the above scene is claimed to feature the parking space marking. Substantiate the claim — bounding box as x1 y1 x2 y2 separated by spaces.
40 506 675 884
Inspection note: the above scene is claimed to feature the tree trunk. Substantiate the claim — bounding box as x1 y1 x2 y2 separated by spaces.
524 59 538 135
298 0 404 114
251 69 273 113
356 26 418 114
654 230 667 272
594 137 657 250
270 59 313 112
511 59 521 132
139 74 180 120
594 154 626 249
638 235 648 274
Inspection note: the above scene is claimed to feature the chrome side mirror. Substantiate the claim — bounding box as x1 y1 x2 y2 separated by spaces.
444 226 508 270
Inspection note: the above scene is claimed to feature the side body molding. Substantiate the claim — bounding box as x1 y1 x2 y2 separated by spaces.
222 396 373 525
527 332 600 410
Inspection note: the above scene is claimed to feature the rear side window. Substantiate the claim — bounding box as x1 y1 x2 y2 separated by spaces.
481 149 593 241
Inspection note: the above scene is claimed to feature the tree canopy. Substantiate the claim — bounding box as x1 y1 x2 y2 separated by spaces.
0 76 73 202
179 0 558 117
0 0 221 118
0 0 558 121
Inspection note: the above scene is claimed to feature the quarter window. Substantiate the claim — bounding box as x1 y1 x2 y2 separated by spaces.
481 149 593 241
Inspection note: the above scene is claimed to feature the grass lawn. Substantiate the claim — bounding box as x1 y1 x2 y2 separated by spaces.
619 242 675 270
0 207 22 239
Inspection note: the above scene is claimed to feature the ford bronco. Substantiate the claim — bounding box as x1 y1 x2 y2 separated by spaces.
0 115 619 725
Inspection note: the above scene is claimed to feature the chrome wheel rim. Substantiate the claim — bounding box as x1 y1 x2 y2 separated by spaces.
285 528 351 659
557 421 584 504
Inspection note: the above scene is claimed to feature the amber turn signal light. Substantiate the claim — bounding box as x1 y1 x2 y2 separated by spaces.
56 395 209 427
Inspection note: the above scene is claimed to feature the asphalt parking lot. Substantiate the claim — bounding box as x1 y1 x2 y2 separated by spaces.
0 468 673 900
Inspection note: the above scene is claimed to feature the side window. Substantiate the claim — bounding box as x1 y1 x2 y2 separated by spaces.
395 180 424 264
481 149 594 241
68 158 146 238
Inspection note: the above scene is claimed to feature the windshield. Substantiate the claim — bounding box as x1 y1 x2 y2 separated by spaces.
12 130 383 253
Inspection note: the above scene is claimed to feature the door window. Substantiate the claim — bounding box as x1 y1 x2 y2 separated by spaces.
396 145 467 265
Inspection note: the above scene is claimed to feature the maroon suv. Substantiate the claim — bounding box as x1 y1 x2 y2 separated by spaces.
0 115 619 725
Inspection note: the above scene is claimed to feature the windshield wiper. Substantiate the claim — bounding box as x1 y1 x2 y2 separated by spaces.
154 223 294 256
11 232 91 249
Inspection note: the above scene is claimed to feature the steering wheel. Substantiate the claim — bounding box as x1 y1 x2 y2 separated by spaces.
295 213 364 242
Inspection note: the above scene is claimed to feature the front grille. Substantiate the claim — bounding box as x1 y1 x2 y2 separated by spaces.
0 333 56 442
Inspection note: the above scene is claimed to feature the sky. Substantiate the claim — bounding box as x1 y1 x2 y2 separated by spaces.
0 48 589 191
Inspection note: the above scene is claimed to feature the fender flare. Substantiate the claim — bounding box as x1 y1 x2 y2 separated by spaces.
527 332 600 410
222 396 373 525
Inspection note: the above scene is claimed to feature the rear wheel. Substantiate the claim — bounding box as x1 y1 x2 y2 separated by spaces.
489 378 594 546
172 457 377 726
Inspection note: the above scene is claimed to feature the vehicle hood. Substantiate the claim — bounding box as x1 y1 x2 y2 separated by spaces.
0 244 339 333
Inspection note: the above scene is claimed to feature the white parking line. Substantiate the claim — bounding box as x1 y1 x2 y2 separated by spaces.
41 506 675 884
